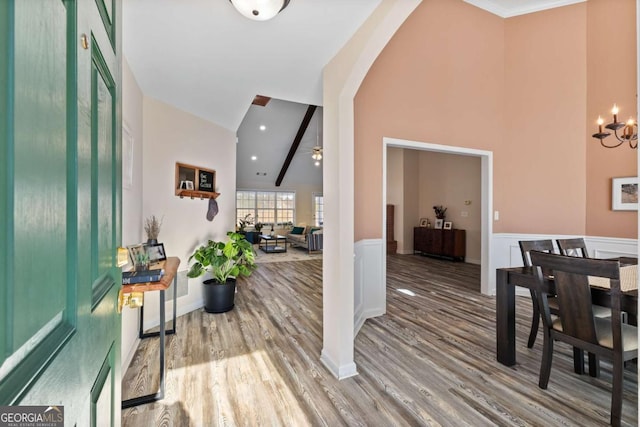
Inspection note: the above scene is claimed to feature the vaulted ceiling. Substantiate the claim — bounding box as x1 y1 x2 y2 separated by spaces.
122 0 583 186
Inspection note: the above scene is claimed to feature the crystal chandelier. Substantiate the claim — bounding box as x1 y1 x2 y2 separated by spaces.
592 104 638 149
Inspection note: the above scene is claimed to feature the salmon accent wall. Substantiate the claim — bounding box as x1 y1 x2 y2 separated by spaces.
354 0 637 241
503 4 587 234
355 0 504 240
586 0 637 238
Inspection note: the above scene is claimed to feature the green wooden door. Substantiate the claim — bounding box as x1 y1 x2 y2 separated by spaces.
0 0 122 425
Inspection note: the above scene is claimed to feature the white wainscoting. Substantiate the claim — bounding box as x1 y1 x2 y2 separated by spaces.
354 239 386 335
490 233 638 295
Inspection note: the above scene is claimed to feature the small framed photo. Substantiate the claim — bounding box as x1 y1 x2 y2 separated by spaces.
127 244 146 266
612 177 638 211
443 221 453 230
146 243 167 263
434 219 444 229
419 218 429 227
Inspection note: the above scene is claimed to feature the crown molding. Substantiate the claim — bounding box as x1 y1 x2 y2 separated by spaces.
464 0 586 18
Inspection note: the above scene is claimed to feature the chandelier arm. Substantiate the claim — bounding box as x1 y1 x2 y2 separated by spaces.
600 139 625 148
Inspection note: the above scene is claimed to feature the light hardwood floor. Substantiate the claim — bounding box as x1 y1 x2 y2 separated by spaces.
122 255 638 426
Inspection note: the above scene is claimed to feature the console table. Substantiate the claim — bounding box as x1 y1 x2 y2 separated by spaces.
120 256 180 408
413 228 465 261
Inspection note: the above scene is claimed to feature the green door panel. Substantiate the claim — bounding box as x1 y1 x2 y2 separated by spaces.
91 39 117 308
1 0 122 423
0 0 75 402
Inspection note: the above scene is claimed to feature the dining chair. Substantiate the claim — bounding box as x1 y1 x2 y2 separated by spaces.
557 237 629 376
529 251 637 427
556 238 589 258
518 240 557 348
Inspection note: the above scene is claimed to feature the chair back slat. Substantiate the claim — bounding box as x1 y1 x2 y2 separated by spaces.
529 251 622 345
519 240 554 267
556 238 589 258
553 270 598 343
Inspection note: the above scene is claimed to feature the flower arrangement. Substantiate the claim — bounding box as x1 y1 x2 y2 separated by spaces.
433 205 447 219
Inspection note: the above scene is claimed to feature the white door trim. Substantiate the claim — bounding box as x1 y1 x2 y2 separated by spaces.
382 137 493 295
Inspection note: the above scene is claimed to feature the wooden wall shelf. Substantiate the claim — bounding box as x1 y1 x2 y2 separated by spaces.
177 190 220 200
175 162 219 199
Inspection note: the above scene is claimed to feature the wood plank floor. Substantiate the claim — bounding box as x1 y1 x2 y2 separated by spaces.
122 255 638 426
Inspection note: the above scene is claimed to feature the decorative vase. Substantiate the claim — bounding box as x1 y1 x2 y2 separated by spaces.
147 238 158 245
135 262 150 272
203 278 236 313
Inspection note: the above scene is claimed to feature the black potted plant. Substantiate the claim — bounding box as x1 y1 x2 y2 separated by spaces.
187 231 256 313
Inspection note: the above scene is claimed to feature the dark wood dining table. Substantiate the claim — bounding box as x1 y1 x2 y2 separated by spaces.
496 257 638 367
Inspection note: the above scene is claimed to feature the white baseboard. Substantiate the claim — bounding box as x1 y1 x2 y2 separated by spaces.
142 297 204 332
320 349 358 380
122 337 141 371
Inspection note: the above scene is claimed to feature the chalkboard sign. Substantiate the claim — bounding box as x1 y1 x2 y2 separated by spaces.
199 170 215 192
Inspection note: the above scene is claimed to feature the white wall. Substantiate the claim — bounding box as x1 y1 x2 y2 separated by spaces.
418 151 482 264
402 150 419 254
121 58 144 370
386 147 404 250
322 0 422 379
139 97 237 330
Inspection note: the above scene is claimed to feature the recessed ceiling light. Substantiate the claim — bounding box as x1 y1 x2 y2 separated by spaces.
259 125 266 131
251 156 257 161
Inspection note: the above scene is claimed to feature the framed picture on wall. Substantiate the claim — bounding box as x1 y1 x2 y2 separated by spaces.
434 219 444 229
443 221 453 230
612 177 638 211
419 218 428 227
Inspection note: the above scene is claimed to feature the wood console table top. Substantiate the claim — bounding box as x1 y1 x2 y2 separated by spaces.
121 257 180 293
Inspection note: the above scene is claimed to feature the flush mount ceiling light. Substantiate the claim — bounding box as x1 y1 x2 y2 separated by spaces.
229 0 290 21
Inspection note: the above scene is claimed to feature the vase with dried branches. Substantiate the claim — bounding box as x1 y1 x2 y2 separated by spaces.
144 215 163 244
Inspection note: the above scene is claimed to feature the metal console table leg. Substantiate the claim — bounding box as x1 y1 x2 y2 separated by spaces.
122 274 178 409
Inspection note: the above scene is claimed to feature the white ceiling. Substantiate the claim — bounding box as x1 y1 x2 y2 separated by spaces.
236 99 322 188
122 0 382 132
463 0 585 18
123 0 581 188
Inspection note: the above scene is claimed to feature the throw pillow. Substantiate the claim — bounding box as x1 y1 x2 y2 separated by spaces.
290 226 305 235
310 228 321 234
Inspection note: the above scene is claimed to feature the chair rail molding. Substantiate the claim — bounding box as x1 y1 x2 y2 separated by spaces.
491 233 638 296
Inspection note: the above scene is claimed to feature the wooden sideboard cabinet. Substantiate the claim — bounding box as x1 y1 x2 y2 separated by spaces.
414 227 466 261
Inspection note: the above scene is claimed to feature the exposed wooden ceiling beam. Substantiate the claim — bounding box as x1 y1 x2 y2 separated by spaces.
252 95 271 107
275 104 317 187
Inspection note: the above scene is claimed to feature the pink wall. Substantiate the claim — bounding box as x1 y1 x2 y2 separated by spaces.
354 0 637 241
503 4 587 234
355 0 504 240
586 0 637 238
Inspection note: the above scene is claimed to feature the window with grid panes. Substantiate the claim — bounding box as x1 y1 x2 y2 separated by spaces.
236 190 295 226
313 193 323 226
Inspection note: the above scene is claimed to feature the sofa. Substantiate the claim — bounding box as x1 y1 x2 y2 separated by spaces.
287 226 323 253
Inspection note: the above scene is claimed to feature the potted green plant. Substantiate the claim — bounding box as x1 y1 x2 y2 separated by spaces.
187 231 256 313
237 213 253 233
134 251 150 272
